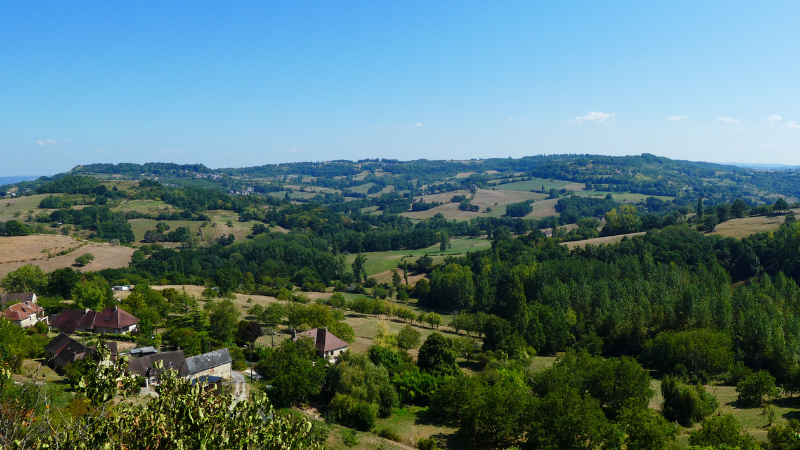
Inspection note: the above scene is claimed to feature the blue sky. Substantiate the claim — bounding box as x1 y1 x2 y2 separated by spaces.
1 1 799 176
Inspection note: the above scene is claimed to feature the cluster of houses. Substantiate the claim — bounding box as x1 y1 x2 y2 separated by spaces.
1 291 232 384
2 290 351 387
44 332 233 383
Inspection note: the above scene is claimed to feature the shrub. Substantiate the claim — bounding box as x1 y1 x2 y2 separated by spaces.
661 376 717 427
376 428 402 442
688 414 759 449
416 437 440 450
737 370 779 407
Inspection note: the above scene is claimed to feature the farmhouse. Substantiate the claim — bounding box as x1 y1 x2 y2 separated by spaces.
1 292 37 309
186 348 232 379
292 327 349 361
1 300 47 328
43 333 118 369
127 350 190 382
51 306 139 334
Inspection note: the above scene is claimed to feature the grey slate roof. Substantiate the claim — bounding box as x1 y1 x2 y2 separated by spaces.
1 292 36 308
186 348 232 375
127 350 189 378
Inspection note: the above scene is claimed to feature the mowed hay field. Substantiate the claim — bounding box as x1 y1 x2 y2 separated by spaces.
402 188 547 221
344 238 491 276
0 235 134 279
711 211 796 239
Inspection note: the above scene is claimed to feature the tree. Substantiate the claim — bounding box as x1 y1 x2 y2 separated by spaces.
397 324 421 351
0 264 48 295
527 386 616 450
75 344 140 405
74 253 96 267
255 337 328 406
391 269 402 290
661 376 717 427
429 264 475 311
351 253 367 283
621 407 678 450
439 231 450 252
775 197 790 213
166 328 202 356
737 370 779 407
209 299 241 343
640 329 734 377
688 414 759 449
732 198 749 218
696 197 704 219
237 320 263 346
417 333 459 377
71 275 115 310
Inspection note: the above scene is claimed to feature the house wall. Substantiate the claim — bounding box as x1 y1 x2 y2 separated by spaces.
323 348 347 360
191 362 232 380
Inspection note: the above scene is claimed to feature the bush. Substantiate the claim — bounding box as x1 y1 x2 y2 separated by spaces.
661 376 717 427
737 370 779 407
416 437 440 450
688 414 759 449
376 428 402 442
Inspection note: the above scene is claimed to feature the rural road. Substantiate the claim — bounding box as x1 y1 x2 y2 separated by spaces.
226 371 247 406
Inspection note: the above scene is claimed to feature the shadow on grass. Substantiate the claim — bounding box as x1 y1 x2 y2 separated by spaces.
414 407 461 429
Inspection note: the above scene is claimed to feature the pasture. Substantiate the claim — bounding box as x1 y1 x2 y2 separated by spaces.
344 238 491 276
0 194 60 222
710 211 795 239
0 235 134 280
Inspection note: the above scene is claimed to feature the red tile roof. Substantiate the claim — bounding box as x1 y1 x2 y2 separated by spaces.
294 328 349 353
1 301 44 322
93 307 139 329
51 307 139 333
51 309 97 334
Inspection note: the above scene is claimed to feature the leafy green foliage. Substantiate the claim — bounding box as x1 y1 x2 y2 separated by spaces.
324 351 398 428
417 333 460 377
74 253 96 267
0 263 48 295
661 376 718 427
736 370 779 407
255 337 328 406
640 329 734 377
688 414 759 450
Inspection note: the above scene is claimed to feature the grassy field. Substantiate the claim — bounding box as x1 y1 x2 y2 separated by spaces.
344 238 491 276
711 211 796 239
561 232 647 250
0 194 60 222
112 199 178 214
128 218 203 243
491 178 581 192
403 189 547 221
574 191 674 203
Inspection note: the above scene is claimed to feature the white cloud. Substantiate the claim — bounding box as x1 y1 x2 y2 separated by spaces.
767 115 783 125
36 139 67 146
786 121 800 129
717 117 739 123
290 148 300 152
666 115 687 122
571 111 615 124
96 149 110 154
413 122 424 127
508 117 513 121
